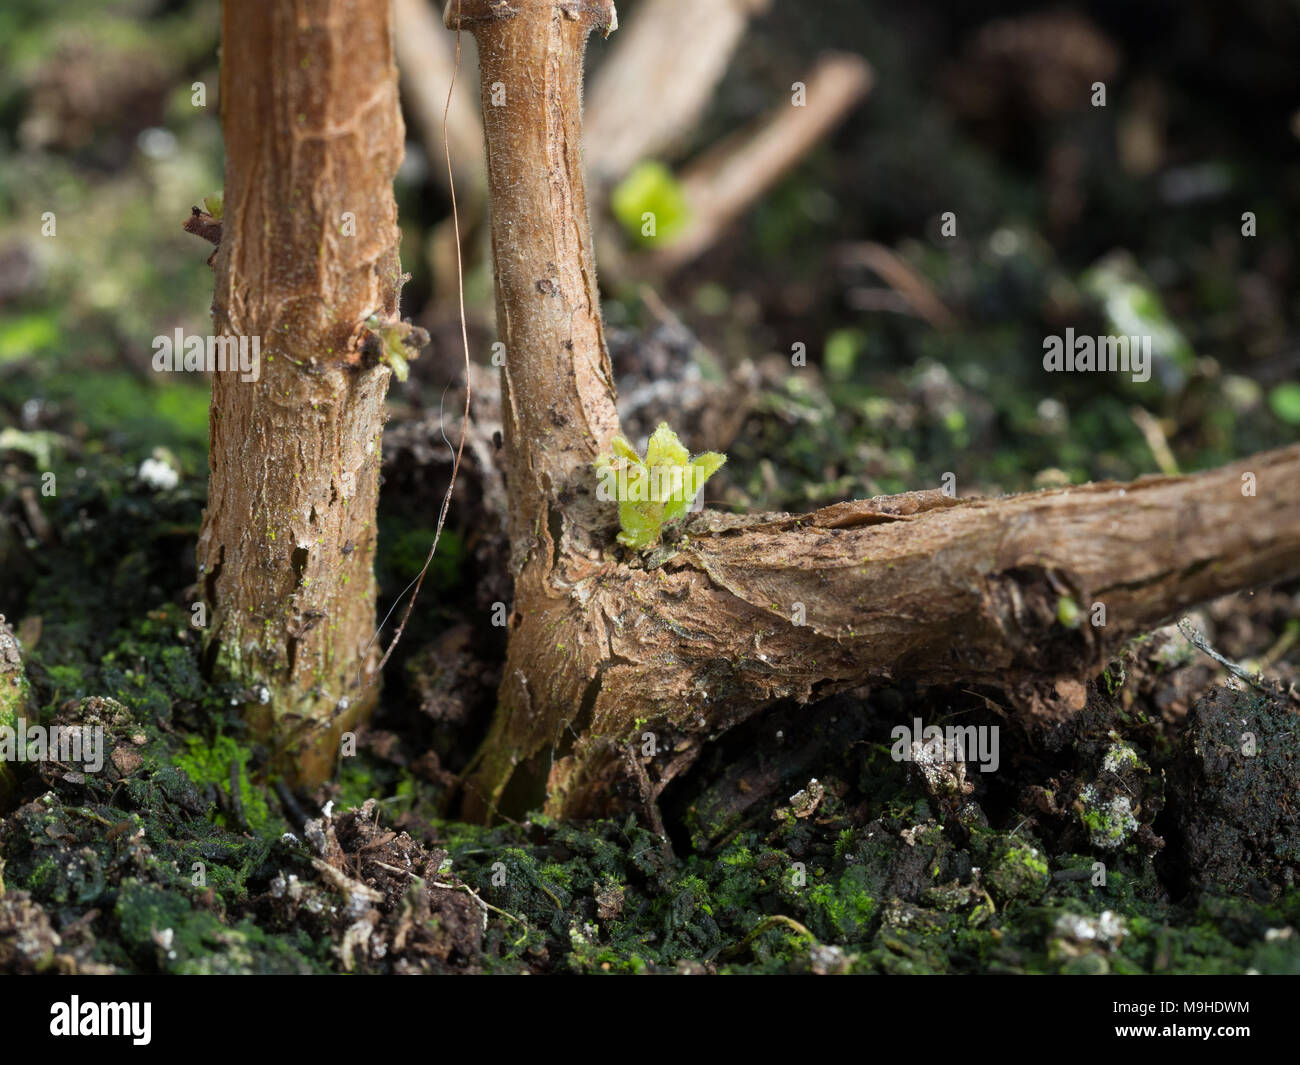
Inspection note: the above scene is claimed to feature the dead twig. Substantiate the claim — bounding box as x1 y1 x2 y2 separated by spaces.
1177 618 1272 692
644 52 873 274
585 0 771 182
839 241 957 330
394 0 485 195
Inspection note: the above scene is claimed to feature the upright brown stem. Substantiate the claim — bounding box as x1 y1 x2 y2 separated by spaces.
447 0 621 551
198 0 406 786
445 0 623 816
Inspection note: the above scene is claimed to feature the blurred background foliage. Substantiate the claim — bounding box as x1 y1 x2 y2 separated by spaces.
0 0 1296 514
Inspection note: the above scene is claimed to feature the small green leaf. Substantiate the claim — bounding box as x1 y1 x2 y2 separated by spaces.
610 435 640 463
824 329 863 383
1056 596 1081 629
364 313 423 382
596 423 726 550
610 162 690 244
645 423 690 469
385 347 409 382
664 451 726 523
1268 383 1300 426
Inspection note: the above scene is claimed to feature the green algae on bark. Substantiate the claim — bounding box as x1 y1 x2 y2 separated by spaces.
0 616 31 804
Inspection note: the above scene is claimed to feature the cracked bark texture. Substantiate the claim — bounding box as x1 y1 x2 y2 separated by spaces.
543 448 1300 816
198 0 405 787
